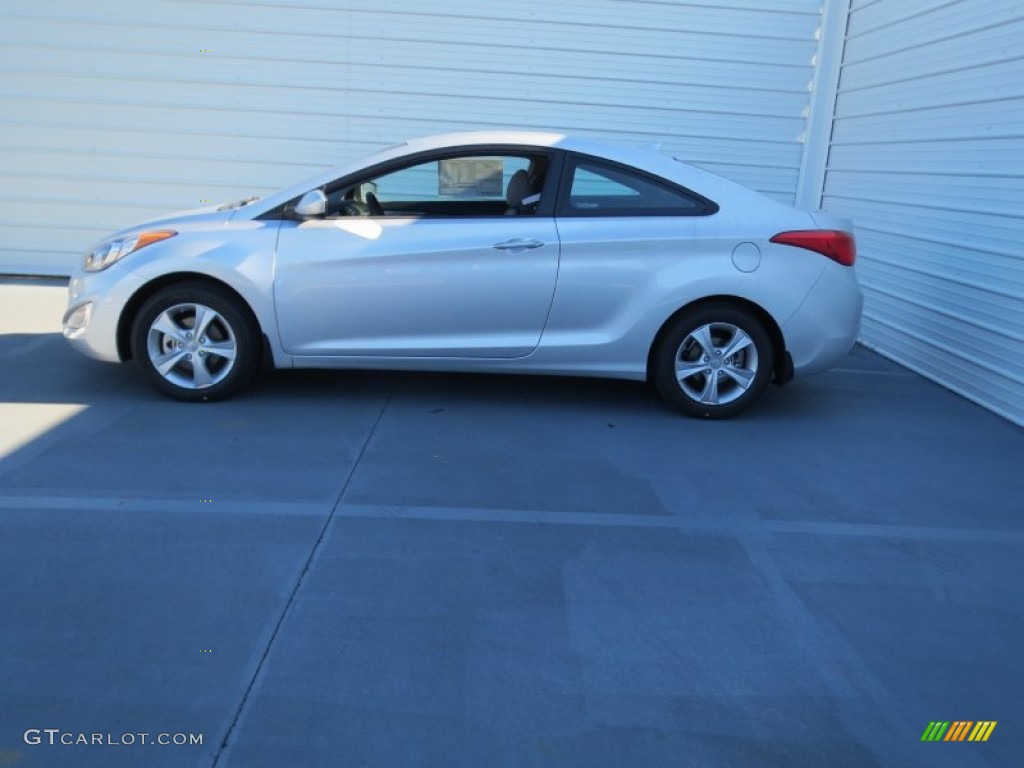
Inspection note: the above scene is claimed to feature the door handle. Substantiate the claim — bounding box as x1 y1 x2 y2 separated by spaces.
492 238 544 254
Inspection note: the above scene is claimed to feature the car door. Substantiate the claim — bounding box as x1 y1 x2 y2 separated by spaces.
544 155 719 338
273 150 561 358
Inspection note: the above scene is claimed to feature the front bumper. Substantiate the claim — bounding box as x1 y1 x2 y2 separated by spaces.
62 265 145 363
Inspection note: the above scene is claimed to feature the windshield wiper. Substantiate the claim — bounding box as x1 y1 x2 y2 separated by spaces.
217 196 261 211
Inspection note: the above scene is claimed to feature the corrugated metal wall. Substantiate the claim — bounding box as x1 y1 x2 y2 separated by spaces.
822 0 1024 425
0 0 822 275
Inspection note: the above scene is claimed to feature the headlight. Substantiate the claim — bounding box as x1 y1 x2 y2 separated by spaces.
84 230 176 272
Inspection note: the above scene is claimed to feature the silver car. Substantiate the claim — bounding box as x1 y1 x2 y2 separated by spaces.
63 131 862 418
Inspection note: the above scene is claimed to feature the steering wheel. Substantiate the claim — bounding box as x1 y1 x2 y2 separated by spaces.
365 192 384 217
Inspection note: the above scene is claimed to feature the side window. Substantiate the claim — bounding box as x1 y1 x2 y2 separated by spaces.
327 153 546 217
564 160 708 215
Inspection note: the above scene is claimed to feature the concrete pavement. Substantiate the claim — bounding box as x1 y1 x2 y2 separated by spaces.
1 279 1021 767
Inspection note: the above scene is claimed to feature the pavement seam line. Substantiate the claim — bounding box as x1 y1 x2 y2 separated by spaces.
210 393 392 768
3 496 1022 543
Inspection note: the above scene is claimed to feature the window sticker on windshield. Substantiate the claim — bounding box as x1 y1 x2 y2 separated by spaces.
438 158 503 197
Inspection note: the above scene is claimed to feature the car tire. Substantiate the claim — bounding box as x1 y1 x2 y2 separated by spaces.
130 282 260 402
652 303 775 419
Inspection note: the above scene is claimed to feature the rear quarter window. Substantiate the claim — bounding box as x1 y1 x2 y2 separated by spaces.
561 158 716 216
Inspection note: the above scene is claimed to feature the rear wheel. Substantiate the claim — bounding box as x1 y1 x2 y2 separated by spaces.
653 303 774 419
131 283 260 401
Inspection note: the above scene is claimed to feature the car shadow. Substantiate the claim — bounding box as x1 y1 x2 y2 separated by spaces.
0 329 840 419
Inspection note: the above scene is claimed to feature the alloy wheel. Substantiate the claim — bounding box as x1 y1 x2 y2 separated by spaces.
145 302 238 390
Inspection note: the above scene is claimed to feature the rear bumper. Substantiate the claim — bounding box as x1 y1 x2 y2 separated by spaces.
782 263 863 377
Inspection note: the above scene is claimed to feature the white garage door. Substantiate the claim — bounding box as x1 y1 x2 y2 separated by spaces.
822 0 1024 425
0 0 823 275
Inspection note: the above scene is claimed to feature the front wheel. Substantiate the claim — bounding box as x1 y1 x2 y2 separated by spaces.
652 303 775 419
130 283 260 402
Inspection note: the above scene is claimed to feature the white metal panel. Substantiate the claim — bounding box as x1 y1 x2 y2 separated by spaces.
0 0 823 274
822 0 1024 425
795 0 850 209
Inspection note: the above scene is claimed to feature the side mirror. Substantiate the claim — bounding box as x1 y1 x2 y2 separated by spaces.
292 189 326 218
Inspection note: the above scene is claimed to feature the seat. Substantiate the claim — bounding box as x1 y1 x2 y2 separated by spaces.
505 169 540 215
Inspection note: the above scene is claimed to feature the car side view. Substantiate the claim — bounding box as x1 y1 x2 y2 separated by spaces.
63 131 863 418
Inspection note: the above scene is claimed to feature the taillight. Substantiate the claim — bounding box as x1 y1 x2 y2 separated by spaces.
770 230 856 266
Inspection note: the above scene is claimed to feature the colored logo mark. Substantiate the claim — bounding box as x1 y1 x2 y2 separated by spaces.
921 721 996 742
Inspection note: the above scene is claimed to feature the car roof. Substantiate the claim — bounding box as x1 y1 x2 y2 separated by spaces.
391 130 628 158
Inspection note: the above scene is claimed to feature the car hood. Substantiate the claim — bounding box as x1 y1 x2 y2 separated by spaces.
101 205 235 242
